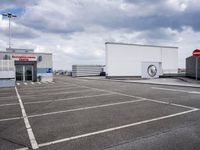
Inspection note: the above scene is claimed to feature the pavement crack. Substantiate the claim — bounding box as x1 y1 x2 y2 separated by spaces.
0 136 31 149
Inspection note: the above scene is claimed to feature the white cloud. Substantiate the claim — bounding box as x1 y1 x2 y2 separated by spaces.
0 15 8 30
167 0 189 11
0 0 200 70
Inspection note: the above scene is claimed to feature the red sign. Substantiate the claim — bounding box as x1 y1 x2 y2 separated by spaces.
12 55 37 61
193 49 200 57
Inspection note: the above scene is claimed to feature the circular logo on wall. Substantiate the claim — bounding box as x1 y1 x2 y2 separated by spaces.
147 65 157 77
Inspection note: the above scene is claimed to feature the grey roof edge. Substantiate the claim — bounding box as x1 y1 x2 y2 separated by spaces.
6 48 34 51
0 51 52 55
105 42 178 49
186 56 198 59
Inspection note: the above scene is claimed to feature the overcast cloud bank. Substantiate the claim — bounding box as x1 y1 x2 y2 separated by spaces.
0 0 200 69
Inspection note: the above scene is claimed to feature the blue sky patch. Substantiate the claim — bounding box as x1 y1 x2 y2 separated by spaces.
0 7 25 17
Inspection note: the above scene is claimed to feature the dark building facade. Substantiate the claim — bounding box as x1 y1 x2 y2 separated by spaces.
186 56 200 80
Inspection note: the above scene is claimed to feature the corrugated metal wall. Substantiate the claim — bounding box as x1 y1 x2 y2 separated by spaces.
72 65 103 77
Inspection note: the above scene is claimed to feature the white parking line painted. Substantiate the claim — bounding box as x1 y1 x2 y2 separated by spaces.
0 116 22 122
28 99 145 118
0 96 141 122
151 87 200 94
42 82 48 84
19 84 79 90
109 92 199 110
54 82 89 88
189 91 200 94
20 86 86 95
113 91 199 110
36 109 199 148
47 81 54 84
74 84 199 110
0 95 18 99
0 103 19 107
15 148 29 150
144 98 198 110
20 89 96 98
0 91 16 95
15 87 39 149
2 85 198 123
24 93 114 105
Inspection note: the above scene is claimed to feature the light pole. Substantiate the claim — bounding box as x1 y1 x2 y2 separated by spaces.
2 13 17 48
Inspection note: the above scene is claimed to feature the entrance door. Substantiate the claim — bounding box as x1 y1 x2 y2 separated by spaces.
16 65 23 81
25 65 33 81
15 65 33 81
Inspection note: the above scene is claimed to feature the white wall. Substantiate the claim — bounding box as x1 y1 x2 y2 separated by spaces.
0 60 15 79
0 60 15 87
161 47 178 74
106 43 178 77
37 54 53 68
36 54 53 82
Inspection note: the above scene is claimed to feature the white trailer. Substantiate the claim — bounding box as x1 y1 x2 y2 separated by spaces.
105 42 178 78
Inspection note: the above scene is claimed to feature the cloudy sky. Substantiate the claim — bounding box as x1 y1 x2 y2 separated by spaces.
0 0 200 70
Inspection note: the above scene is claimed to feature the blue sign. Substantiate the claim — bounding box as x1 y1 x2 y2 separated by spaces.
46 68 53 73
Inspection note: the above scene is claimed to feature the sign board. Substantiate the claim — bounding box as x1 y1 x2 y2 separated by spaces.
193 49 200 57
46 68 53 73
11 54 37 61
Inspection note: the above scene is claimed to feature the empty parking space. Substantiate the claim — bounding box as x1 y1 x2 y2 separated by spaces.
0 88 31 150
0 76 200 150
19 89 109 103
24 94 134 115
39 110 200 150
0 98 19 105
19 86 88 96
29 100 189 144
0 119 31 150
0 88 21 120
0 105 22 120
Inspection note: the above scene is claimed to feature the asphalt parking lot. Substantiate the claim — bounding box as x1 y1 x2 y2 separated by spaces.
0 76 200 150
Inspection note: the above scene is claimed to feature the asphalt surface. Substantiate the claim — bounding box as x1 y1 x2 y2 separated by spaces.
0 76 200 150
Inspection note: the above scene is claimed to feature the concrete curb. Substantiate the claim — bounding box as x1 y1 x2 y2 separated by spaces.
116 80 200 88
77 77 200 88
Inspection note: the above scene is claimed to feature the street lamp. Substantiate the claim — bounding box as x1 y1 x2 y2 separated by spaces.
2 13 17 48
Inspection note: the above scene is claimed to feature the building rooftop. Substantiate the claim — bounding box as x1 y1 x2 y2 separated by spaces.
6 48 34 53
105 42 178 49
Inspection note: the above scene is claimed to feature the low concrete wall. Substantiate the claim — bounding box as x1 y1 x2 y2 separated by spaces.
0 79 15 88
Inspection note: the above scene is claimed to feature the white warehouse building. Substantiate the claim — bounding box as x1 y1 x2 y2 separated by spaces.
105 42 178 78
